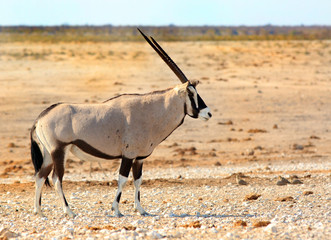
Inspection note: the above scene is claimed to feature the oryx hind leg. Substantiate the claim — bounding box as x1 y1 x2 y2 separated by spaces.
52 144 76 218
132 159 149 216
111 157 133 217
34 148 53 216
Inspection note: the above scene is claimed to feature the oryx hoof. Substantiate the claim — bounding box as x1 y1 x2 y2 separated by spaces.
114 212 124 217
34 211 46 218
65 210 77 219
111 205 124 217
135 208 150 216
140 211 150 216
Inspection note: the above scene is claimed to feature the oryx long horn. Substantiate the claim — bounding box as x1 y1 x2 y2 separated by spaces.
137 28 188 83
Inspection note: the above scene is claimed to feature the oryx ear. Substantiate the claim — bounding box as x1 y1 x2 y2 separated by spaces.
190 80 200 87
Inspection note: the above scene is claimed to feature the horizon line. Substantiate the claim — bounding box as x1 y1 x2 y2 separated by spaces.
1 24 331 28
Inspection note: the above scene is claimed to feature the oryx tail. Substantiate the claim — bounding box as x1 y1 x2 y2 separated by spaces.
30 124 51 186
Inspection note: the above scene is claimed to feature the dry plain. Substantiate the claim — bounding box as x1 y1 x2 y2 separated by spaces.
0 40 330 239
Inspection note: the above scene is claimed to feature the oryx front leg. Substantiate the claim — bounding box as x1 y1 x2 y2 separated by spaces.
52 146 76 218
111 158 133 217
132 159 148 216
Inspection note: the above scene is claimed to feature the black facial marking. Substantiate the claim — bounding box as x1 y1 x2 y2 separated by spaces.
186 85 208 119
187 92 199 118
116 192 122 203
197 94 207 110
119 158 133 177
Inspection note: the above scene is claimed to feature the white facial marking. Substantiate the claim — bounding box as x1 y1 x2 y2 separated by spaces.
188 86 198 108
199 107 211 121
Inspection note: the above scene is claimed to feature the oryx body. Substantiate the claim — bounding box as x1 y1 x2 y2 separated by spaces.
31 29 211 217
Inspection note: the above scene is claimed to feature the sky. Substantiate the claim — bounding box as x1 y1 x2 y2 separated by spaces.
0 0 330 26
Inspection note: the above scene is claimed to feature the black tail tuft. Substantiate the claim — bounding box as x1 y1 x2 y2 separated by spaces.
30 126 51 187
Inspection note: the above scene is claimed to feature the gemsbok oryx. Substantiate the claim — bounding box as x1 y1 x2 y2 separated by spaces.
30 28 212 217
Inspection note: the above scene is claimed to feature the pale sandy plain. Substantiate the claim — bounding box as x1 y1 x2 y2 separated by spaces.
0 40 330 239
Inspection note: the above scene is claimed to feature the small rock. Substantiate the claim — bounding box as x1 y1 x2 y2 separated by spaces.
7 142 17 148
233 220 247 227
264 223 277 233
276 176 290 186
310 135 320 139
292 179 303 184
218 120 233 125
253 221 271 228
246 149 255 156
133 220 145 225
248 129 267 133
236 175 248 185
211 227 218 233
244 194 261 201
0 228 19 239
180 221 201 229
123 226 136 231
214 161 222 166
273 124 278 129
292 144 304 150
147 231 163 239
274 196 294 202
303 191 313 195
254 146 263 150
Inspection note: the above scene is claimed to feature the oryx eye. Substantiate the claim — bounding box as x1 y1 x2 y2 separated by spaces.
187 89 194 97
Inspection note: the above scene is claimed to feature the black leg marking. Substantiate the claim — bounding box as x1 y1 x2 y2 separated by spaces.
64 196 69 206
138 191 140 202
132 160 143 181
52 147 65 182
39 196 41 206
119 158 133 177
116 192 122 203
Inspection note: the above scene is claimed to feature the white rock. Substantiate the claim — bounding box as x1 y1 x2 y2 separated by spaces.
264 223 277 233
210 227 218 233
147 230 163 239
134 219 145 225
99 229 111 234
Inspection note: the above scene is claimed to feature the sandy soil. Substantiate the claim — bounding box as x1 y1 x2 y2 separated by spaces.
0 40 330 239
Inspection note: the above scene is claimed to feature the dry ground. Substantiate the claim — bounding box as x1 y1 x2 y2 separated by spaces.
0 40 330 239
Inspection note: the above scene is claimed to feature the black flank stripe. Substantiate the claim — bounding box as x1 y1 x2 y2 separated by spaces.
71 139 120 160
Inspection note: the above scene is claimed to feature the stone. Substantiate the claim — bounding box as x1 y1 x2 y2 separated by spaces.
244 194 261 201
303 191 313 195
277 176 290 186
233 220 247 227
0 228 19 239
274 196 294 202
292 179 303 184
253 221 271 228
264 223 277 233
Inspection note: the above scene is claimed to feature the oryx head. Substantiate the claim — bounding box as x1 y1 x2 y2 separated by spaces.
138 28 212 121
